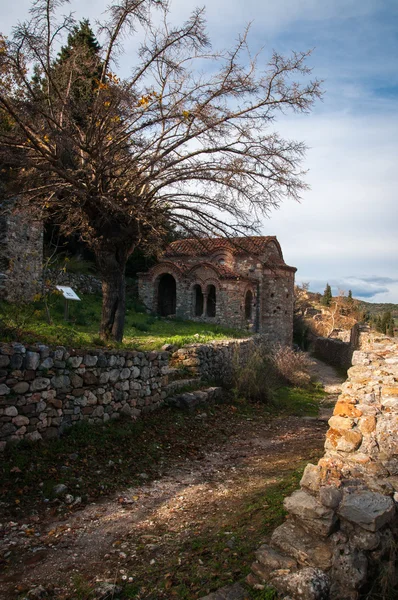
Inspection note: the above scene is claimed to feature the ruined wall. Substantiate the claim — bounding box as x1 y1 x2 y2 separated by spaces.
171 336 260 385
259 269 295 346
47 270 102 295
0 343 169 449
249 331 398 600
310 324 360 370
0 210 43 302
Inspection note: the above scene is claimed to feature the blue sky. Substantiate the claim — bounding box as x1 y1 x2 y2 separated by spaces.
1 0 397 302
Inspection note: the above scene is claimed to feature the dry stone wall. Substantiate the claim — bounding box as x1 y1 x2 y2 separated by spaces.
249 330 398 600
310 324 360 371
0 343 169 449
0 336 261 447
170 336 260 385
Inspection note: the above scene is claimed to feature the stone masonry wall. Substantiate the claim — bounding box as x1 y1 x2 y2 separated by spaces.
0 343 169 449
171 336 261 385
0 210 43 302
310 323 360 371
249 330 398 600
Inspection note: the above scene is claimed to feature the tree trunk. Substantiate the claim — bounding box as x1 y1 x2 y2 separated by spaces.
97 249 128 343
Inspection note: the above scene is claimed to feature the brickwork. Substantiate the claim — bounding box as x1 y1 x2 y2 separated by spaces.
138 236 296 345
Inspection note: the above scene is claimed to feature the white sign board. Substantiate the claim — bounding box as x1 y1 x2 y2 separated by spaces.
56 286 81 301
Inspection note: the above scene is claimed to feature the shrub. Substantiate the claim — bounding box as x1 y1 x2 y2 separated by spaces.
232 343 278 403
271 344 311 387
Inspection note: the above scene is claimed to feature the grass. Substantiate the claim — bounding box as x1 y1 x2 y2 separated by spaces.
0 293 247 351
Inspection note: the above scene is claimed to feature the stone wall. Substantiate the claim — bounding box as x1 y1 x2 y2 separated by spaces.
310 323 360 370
47 270 102 295
249 331 398 600
0 343 169 449
170 336 260 385
0 209 43 302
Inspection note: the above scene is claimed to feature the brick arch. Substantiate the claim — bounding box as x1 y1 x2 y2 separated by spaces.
265 239 284 260
186 262 221 282
146 262 183 281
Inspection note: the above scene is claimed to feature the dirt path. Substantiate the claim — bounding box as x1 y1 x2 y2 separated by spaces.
0 360 345 600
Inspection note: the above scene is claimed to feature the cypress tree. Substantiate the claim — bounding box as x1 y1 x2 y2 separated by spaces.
321 283 332 307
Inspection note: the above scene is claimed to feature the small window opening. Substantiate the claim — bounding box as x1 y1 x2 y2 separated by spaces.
244 290 253 320
206 285 216 317
193 284 204 316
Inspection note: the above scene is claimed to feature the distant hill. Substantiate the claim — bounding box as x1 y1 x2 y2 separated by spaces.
358 301 398 318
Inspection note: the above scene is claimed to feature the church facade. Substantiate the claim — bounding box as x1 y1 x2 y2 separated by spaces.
138 236 296 345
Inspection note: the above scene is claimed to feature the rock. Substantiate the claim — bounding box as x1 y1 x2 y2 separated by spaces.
51 375 70 389
25 431 42 442
329 547 368 596
319 486 342 509
26 585 49 599
67 356 83 368
269 567 330 600
328 416 355 431
0 355 10 368
0 422 16 437
40 357 54 370
84 355 98 367
31 378 50 392
83 371 98 385
24 351 40 370
64 494 74 504
53 483 68 497
94 582 122 599
0 383 10 395
271 521 333 571
255 543 297 572
120 367 131 380
12 415 30 427
4 406 18 417
300 464 322 493
13 381 30 394
338 491 396 531
199 583 246 600
283 490 337 536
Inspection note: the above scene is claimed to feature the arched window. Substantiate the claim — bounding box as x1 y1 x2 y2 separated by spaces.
206 285 216 317
245 290 253 320
193 284 204 316
157 274 176 316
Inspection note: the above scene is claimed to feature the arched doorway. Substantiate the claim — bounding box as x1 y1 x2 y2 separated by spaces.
157 274 176 316
193 284 204 316
206 284 216 317
245 290 253 320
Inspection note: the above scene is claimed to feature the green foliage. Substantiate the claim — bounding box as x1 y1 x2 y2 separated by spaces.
321 283 332 306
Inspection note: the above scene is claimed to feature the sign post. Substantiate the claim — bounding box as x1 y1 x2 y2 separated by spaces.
56 286 81 321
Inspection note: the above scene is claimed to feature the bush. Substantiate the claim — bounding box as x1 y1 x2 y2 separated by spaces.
232 343 312 403
232 343 278 403
271 345 311 387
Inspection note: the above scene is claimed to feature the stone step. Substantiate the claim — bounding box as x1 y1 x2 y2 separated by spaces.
164 378 203 397
163 366 194 382
167 386 224 410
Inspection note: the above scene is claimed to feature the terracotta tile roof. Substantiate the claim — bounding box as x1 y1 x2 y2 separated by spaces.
164 236 278 257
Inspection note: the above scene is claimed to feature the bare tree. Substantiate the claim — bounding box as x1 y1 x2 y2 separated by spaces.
0 0 322 341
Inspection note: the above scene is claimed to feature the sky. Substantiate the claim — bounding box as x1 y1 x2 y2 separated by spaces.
1 0 397 302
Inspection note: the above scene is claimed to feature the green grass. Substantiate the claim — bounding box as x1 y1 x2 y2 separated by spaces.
0 293 247 350
273 384 327 417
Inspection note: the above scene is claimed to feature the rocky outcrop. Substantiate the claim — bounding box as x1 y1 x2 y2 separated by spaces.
249 331 398 599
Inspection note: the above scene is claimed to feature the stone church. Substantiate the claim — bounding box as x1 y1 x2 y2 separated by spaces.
138 236 296 345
